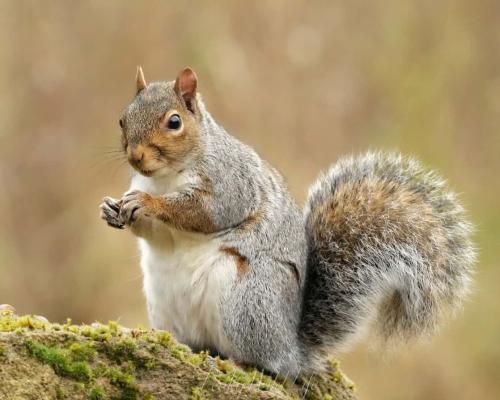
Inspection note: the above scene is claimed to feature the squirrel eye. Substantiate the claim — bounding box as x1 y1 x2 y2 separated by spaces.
119 118 124 129
167 114 182 130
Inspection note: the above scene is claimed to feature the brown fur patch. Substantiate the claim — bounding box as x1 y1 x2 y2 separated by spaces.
285 261 301 285
148 108 202 167
138 189 217 234
197 174 214 196
236 208 265 233
220 246 250 278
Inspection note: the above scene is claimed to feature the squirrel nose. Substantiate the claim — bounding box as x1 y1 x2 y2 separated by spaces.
128 145 145 167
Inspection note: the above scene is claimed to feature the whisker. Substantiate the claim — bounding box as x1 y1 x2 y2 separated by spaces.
89 156 126 171
111 159 129 179
89 144 123 150
88 151 124 160
101 150 124 155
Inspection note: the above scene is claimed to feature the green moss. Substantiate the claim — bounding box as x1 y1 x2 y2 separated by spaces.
25 340 93 382
211 357 291 395
0 315 48 332
215 357 232 373
104 367 139 399
63 319 81 334
154 331 173 347
71 362 94 382
215 374 232 384
2 314 355 399
2 315 175 400
186 351 207 367
232 369 255 385
257 372 278 387
88 386 106 400
148 330 196 365
327 359 355 391
215 368 256 386
190 386 208 400
100 337 156 371
170 344 191 361
69 342 97 362
332 371 342 383
146 343 160 354
55 385 66 399
81 326 93 337
89 325 113 342
107 320 119 335
105 338 137 361
143 358 156 370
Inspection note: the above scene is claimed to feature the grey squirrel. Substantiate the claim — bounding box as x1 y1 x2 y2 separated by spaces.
100 66 475 376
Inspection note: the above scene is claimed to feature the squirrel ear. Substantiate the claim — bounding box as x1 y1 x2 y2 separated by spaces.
136 66 147 94
174 67 197 112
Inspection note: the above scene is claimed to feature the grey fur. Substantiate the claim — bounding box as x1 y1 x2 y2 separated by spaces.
102 78 475 376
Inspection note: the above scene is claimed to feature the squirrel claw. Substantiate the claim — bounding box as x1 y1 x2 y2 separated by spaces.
119 191 144 225
100 197 124 229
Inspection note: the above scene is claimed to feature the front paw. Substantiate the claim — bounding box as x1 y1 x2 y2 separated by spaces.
118 190 152 226
99 196 124 229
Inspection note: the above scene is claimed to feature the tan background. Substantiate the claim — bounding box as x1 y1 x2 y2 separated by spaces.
0 1 499 399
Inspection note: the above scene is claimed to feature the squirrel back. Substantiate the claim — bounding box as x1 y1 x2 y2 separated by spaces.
299 152 475 369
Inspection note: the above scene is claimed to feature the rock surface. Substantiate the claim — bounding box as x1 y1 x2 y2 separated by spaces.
0 312 356 400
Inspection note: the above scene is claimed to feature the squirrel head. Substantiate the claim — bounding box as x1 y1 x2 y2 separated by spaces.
119 66 203 177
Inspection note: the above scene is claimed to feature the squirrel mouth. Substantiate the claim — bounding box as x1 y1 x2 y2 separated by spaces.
138 169 155 177
128 161 156 177
132 166 156 177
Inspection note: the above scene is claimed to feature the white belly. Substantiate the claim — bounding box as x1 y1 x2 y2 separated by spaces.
139 230 236 355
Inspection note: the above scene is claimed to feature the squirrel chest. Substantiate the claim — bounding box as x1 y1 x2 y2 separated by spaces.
131 172 237 355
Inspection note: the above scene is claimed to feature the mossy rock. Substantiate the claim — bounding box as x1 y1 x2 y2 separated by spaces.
0 312 356 399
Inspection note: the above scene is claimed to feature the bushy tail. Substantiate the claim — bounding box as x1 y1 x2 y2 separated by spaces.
299 152 475 369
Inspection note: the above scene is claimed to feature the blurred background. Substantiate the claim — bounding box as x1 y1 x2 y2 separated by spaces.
0 1 498 398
